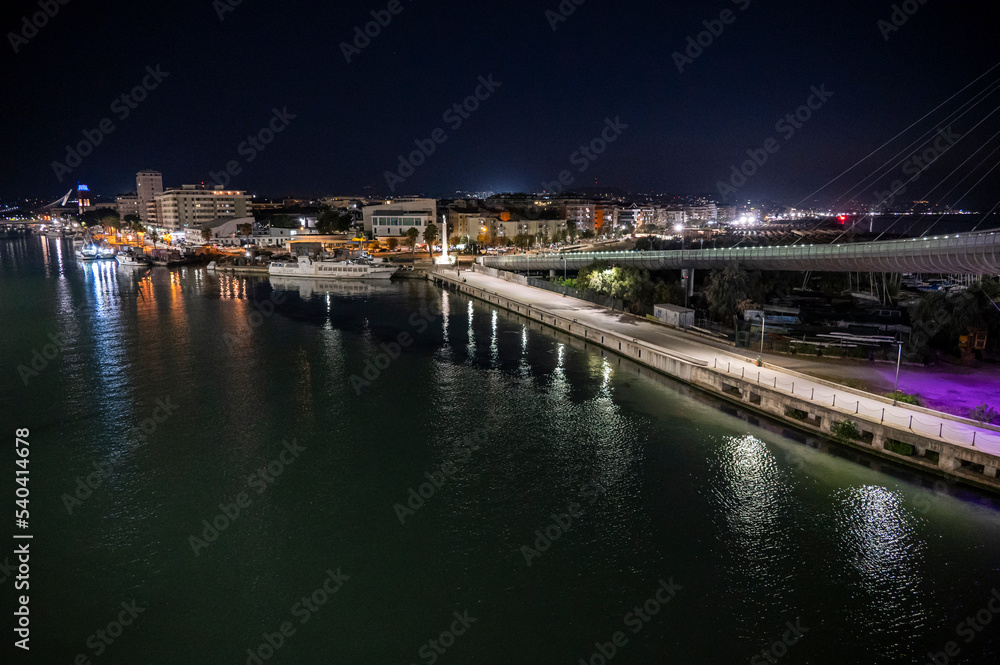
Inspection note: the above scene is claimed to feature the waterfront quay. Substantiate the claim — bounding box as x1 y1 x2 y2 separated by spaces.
430 266 1000 493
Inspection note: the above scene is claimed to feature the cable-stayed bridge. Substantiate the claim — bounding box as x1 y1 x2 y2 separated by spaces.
481 230 1000 274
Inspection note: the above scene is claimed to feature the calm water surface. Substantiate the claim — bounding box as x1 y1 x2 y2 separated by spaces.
1 235 999 664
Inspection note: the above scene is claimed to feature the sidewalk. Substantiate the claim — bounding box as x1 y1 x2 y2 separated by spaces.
451 269 1000 456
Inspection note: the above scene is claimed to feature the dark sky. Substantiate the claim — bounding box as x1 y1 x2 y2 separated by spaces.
2 0 997 207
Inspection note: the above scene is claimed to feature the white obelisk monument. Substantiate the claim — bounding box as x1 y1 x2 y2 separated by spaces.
435 213 454 265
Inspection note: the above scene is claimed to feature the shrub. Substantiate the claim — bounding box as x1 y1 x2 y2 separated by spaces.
786 408 808 421
885 439 916 456
970 403 999 425
886 391 921 406
832 420 861 444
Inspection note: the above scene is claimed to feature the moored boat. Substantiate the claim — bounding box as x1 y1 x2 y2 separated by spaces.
75 244 99 260
116 252 151 268
268 255 397 280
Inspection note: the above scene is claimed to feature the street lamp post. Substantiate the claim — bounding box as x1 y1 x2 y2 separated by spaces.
892 342 903 405
760 314 766 355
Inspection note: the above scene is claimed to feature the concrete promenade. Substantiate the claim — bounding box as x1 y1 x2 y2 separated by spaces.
431 267 1000 489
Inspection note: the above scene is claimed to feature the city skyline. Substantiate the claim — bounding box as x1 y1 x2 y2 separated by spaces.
2 0 998 208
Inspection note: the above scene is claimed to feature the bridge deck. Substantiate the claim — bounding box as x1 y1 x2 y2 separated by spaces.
483 230 1000 274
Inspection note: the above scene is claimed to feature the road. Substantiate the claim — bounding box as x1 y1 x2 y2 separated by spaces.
451 268 1000 457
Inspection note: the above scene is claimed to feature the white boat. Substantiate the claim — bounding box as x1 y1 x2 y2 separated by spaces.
75 245 99 260
116 253 151 268
269 276 396 298
206 261 217 271
98 245 116 259
268 256 398 280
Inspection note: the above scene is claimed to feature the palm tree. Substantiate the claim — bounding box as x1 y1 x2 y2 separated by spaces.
238 223 253 247
423 223 438 259
405 228 419 264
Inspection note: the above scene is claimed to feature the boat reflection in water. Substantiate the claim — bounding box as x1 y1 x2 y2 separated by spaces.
268 275 397 299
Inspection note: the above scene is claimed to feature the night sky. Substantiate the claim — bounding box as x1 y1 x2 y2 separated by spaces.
2 0 997 206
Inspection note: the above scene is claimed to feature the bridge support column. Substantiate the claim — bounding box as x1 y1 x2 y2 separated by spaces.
682 269 694 307
549 269 556 278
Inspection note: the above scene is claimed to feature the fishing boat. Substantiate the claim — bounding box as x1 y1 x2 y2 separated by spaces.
268 255 397 280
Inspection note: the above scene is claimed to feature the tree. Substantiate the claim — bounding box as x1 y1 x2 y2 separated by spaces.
238 223 253 245
567 221 578 242
387 237 399 251
369 239 381 253
201 226 213 243
423 223 438 257
513 234 533 249
317 208 352 234
704 262 766 322
449 235 461 249
570 261 683 314
581 230 595 240
100 214 121 231
405 228 419 263
971 403 999 425
146 225 158 248
907 278 1000 360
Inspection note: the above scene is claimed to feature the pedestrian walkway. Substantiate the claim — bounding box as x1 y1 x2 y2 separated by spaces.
450 269 1000 456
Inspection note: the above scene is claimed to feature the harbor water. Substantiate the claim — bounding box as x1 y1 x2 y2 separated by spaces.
2 236 1000 664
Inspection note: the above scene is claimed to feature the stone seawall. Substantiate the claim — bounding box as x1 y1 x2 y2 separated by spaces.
430 271 1000 493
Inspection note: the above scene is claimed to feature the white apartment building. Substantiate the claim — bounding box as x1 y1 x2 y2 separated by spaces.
562 200 597 233
683 204 718 223
614 204 656 230
447 211 499 241
363 198 437 239
136 170 163 224
116 194 140 219
658 208 687 228
155 185 252 232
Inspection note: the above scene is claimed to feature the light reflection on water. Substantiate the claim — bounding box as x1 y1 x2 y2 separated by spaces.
709 434 800 620
4 242 1000 664
833 484 931 654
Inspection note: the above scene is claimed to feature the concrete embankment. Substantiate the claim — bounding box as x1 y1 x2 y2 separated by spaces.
429 269 1000 493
